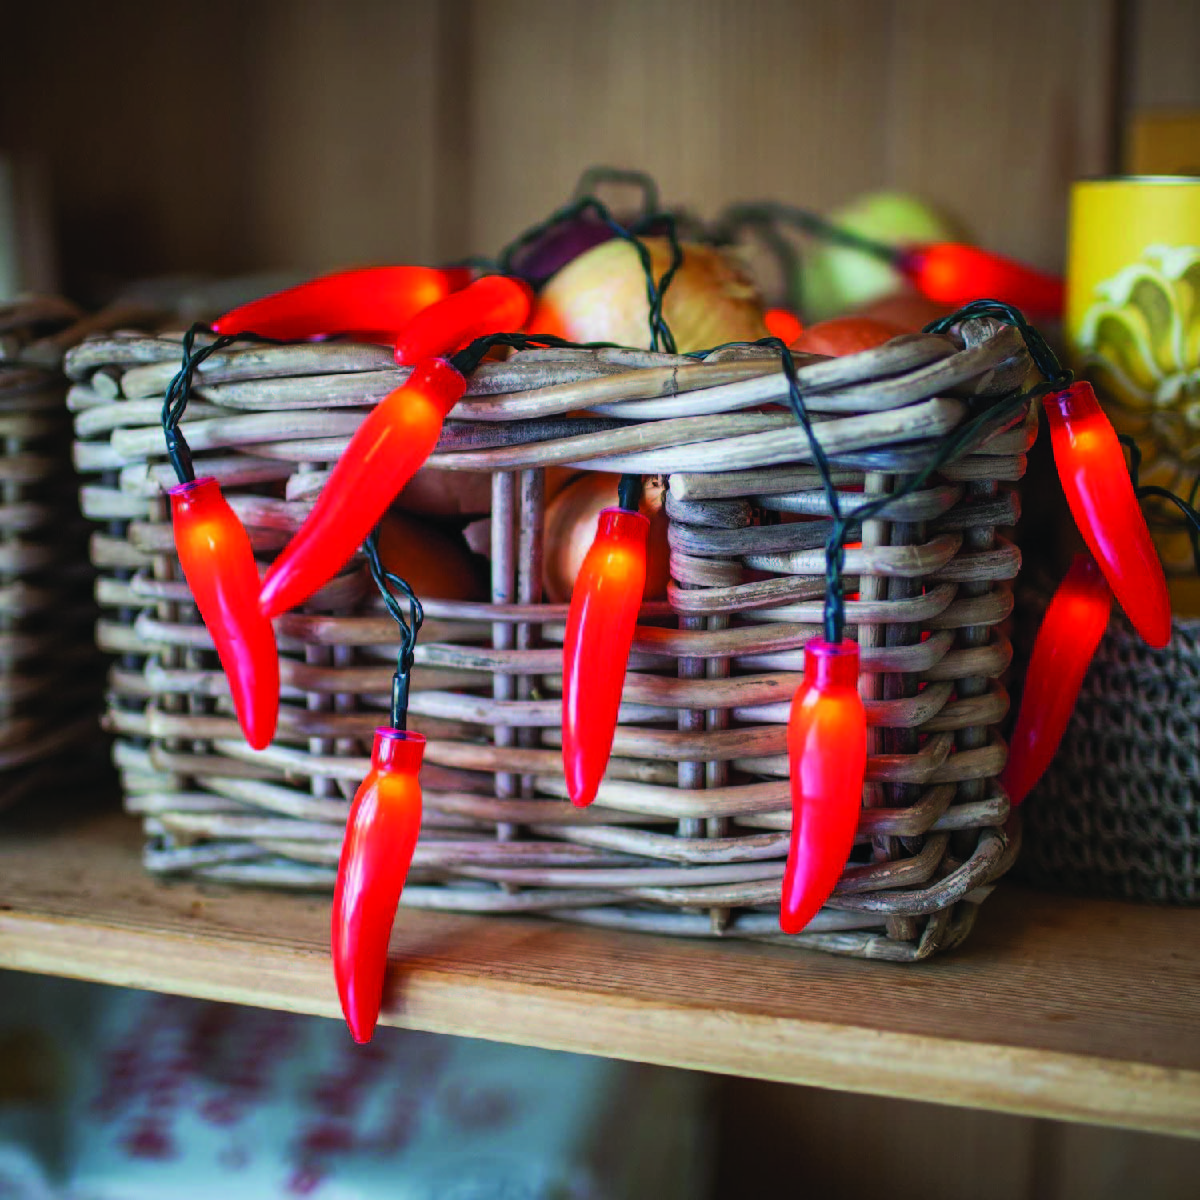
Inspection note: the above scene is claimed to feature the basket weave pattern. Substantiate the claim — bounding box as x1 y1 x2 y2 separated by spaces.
1021 615 1200 904
0 300 103 793
68 318 1033 961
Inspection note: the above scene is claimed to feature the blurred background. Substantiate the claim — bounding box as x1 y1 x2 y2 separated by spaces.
2 968 1199 1200
0 0 1194 302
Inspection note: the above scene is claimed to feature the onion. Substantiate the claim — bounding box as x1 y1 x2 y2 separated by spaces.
394 467 494 518
543 472 670 603
508 212 683 290
375 508 486 601
463 517 491 558
507 215 616 288
537 238 768 353
457 470 599 569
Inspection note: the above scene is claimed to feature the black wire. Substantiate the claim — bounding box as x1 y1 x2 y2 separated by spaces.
923 299 1071 386
162 241 1083 655
453 306 1064 644
570 166 660 219
449 330 625 376
162 323 285 484
712 206 811 316
1118 434 1200 573
644 212 684 354
701 311 1069 643
751 335 848 642
496 194 683 353
364 527 424 732
713 201 901 267
617 473 641 512
169 323 435 728
714 210 805 314
1120 432 1144 487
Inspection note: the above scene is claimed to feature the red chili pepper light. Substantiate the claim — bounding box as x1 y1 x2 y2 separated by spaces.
1002 554 1112 808
781 639 866 935
259 357 467 618
212 265 472 341
764 307 804 346
1044 380 1171 648
170 477 279 750
331 728 425 1044
393 275 533 365
896 242 1064 317
561 505 649 808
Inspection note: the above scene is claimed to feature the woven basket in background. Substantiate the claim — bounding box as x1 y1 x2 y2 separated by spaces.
1020 615 1200 904
68 316 1035 961
0 297 109 803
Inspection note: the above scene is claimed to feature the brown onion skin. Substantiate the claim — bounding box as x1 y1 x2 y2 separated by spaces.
538 238 768 354
375 508 486 602
394 467 494 519
543 472 670 604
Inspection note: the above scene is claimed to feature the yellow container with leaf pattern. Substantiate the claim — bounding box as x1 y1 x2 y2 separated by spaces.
1067 177 1200 612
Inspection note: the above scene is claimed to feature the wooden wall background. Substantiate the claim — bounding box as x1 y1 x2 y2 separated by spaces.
3 1 1200 1195
1 0 1196 299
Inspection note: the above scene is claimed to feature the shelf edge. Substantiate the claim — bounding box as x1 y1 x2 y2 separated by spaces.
2 908 1197 1138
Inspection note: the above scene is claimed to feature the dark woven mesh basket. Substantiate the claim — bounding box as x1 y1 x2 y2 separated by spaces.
1020 615 1200 903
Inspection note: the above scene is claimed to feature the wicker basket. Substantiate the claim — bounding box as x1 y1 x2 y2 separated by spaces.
0 297 116 804
1019 613 1200 904
67 316 1036 961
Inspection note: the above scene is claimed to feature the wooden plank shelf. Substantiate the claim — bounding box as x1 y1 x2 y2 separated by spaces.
1 807 1198 1138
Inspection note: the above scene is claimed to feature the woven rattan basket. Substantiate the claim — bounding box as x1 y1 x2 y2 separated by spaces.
1019 613 1200 904
0 297 110 802
68 316 1035 961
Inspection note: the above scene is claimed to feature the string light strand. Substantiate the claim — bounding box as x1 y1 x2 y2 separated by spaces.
1118 434 1200 573
364 528 424 731
495 195 683 353
728 300 1073 642
163 323 284 484
570 166 661 218
923 299 1070 386
713 200 900 266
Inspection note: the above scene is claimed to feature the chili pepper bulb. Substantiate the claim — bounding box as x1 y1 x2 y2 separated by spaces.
763 307 804 346
393 275 533 365
1003 555 1112 808
170 477 279 750
1044 381 1171 649
896 242 1064 317
259 357 467 618
212 265 472 341
331 728 425 1044
562 506 649 808
781 639 866 935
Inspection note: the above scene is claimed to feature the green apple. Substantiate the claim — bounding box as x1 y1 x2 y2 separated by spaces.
801 191 960 322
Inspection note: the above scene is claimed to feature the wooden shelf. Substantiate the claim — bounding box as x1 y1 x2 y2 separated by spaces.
1 807 1198 1138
